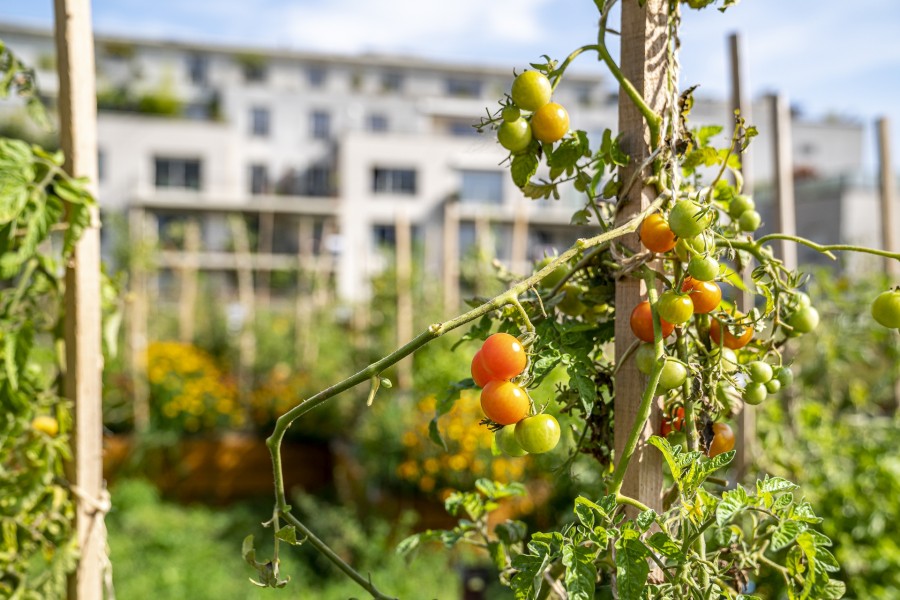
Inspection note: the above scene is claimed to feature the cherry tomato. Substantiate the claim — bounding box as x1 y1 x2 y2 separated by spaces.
742 382 768 406
515 414 561 454
31 415 59 437
871 290 900 328
558 284 587 317
639 214 677 253
765 378 782 393
668 199 712 239
630 300 675 343
674 234 710 262
747 361 773 384
480 380 530 425
495 424 528 456
658 359 688 391
531 102 569 144
687 255 719 282
634 343 657 375
710 318 753 350
480 333 527 380
660 406 685 437
787 306 820 335
535 256 567 289
681 278 721 314
738 210 762 232
728 194 755 219
658 291 694 325
707 422 735 458
774 366 794 387
710 346 738 373
794 292 812 309
501 105 521 123
511 71 552 112
470 351 493 388
497 118 532 153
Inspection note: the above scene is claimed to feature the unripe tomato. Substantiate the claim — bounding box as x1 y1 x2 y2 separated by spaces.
787 306 820 335
742 382 768 406
658 291 694 325
558 284 586 317
531 102 569 144
515 414 561 454
639 214 677 253
471 351 493 388
497 118 532 153
495 424 528 456
794 292 812 309
674 234 709 262
687 256 719 282
707 422 735 458
669 200 712 239
681 278 721 314
774 366 794 388
501 105 521 123
480 380 530 425
710 318 753 350
711 346 739 373
729 195 755 219
747 361 773 384
535 256 567 289
630 300 675 343
871 289 900 328
32 415 59 437
765 378 782 393
511 71 552 112
634 343 657 375
658 359 688 391
660 406 685 437
738 210 762 232
480 333 527 380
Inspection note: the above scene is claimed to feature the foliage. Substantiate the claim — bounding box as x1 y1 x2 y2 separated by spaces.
0 40 95 599
755 273 900 599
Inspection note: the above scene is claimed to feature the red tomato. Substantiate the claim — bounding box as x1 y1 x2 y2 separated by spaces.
480 333 527 380
660 406 685 437
681 278 722 314
710 318 753 350
630 300 675 343
480 380 530 425
639 214 677 253
470 351 493 388
707 422 735 458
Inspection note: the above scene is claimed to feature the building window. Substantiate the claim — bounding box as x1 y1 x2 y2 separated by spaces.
305 164 333 196
372 168 417 195
251 107 270 137
446 78 482 98
381 72 403 93
307 65 326 87
187 54 208 86
311 110 331 140
154 157 202 190
367 113 389 133
372 224 396 248
459 170 503 204
249 164 269 195
239 55 267 83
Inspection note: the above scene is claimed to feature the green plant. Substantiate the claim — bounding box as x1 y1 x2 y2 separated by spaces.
249 2 898 598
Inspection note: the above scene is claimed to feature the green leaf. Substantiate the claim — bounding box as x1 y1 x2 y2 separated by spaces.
573 496 608 529
615 530 650 600
510 552 551 600
646 531 685 562
771 520 804 551
274 525 305 546
495 520 528 545
716 485 749 526
758 476 799 495
562 544 597 600
511 153 539 188
635 509 657 532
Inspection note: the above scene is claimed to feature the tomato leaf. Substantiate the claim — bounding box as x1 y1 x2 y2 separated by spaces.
562 544 597 600
614 528 650 600
511 153 539 188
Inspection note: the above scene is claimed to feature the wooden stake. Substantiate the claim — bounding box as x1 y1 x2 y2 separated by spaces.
877 118 898 279
395 211 414 390
771 93 797 271
54 0 104 597
295 217 315 365
442 201 460 313
729 32 755 480
128 208 150 432
229 215 256 423
511 202 529 274
257 211 274 310
613 0 667 515
178 219 201 343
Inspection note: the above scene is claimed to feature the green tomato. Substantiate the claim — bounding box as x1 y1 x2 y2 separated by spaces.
515 414 561 454
558 284 586 317
774 366 794 388
871 289 900 328
495 424 528 456
511 71 552 112
497 118 532 153
674 234 710 262
635 343 657 375
658 359 688 391
794 291 811 309
669 199 712 239
711 346 739 373
658 290 694 325
501 105 521 123
535 256 567 289
729 194 755 219
687 256 719 282
788 306 820 334
765 378 782 394
743 382 768 406
747 361 773 384
738 210 762 232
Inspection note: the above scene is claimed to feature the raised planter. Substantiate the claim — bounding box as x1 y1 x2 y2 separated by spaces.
103 433 333 504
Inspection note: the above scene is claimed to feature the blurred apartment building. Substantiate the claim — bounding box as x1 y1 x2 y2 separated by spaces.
0 22 877 302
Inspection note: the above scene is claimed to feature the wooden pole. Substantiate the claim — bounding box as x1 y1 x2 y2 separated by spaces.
295 217 315 365
395 211 414 390
877 117 898 279
771 93 797 271
257 211 274 310
442 201 460 313
229 214 256 423
178 219 201 343
511 201 529 274
54 0 104 597
613 0 667 516
729 32 755 480
128 208 150 432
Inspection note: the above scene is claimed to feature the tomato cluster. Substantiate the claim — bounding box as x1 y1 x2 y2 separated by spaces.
497 71 570 153
471 333 561 456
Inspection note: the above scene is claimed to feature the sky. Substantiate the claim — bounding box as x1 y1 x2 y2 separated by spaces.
3 0 900 170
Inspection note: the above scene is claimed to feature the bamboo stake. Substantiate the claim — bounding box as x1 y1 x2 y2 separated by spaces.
395 211 414 390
